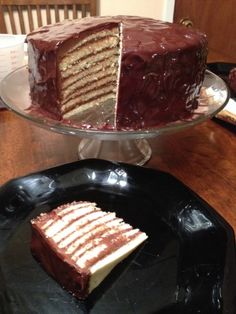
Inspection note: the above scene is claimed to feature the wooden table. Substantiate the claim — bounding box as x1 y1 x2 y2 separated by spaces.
0 108 236 233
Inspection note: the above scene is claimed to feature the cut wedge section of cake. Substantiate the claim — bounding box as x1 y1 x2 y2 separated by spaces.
31 201 148 299
58 27 121 122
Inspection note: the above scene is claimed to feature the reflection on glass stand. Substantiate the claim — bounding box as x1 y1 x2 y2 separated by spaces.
0 68 229 165
78 138 152 165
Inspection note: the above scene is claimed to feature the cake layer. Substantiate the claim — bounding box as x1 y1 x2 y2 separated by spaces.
59 36 119 73
61 73 116 105
61 84 116 115
60 27 119 64
62 93 115 121
61 60 117 98
31 201 147 299
61 76 117 115
59 48 119 80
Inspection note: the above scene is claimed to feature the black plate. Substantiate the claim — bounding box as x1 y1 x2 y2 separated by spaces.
207 62 236 99
207 63 235 77
0 159 235 314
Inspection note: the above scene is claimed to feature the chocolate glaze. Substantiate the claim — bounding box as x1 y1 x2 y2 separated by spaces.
27 16 208 129
228 67 236 95
31 224 90 299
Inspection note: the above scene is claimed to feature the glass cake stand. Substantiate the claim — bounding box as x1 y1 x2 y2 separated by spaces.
0 66 229 165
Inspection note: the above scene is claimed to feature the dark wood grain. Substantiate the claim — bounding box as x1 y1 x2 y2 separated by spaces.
0 110 79 182
174 0 236 63
148 120 236 230
0 109 236 233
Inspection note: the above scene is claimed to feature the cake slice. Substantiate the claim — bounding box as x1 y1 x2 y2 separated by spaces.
31 201 148 299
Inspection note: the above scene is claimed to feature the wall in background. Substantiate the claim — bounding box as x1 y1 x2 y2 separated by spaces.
99 0 175 22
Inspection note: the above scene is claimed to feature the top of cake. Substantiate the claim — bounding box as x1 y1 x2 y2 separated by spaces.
27 15 207 55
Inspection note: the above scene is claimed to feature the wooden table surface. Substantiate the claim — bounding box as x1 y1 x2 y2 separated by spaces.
0 108 236 233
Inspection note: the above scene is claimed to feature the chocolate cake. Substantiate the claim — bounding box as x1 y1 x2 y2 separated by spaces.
27 16 208 130
31 201 148 299
229 67 236 95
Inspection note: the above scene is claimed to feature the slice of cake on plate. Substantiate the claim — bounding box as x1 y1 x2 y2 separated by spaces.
31 201 148 299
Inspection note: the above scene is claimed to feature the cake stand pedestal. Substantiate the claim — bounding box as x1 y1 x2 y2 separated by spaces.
78 138 152 165
0 67 229 165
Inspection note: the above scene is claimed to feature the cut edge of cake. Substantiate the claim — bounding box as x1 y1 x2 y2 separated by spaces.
89 231 147 293
58 25 121 125
114 21 123 129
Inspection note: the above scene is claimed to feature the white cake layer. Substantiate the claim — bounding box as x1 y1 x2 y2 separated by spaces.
62 66 117 102
62 93 115 119
60 48 118 79
72 225 137 265
60 36 119 72
89 232 147 293
58 212 118 249
63 216 122 253
43 203 99 237
40 202 97 231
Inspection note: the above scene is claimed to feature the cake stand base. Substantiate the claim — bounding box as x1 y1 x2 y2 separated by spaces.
78 138 152 165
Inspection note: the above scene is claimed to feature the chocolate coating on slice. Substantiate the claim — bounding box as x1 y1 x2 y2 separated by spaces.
31 223 90 299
